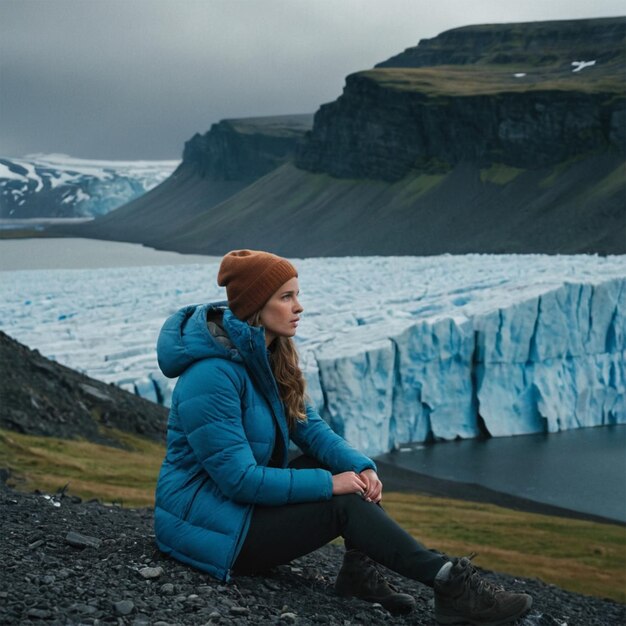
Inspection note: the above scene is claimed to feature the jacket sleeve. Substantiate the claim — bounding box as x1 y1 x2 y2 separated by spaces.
290 404 377 475
177 361 333 506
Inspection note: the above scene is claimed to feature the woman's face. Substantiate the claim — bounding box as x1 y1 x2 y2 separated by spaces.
259 277 303 346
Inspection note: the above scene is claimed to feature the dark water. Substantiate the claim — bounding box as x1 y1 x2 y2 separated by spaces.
377 425 626 523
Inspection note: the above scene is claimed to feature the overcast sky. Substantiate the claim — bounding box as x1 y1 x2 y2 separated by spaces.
1 0 624 160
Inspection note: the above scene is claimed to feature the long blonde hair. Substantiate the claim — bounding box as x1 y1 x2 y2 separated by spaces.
249 312 307 429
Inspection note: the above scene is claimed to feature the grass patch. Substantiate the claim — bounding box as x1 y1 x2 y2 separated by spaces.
1 428 624 602
360 66 625 97
0 428 163 507
480 164 525 185
382 492 626 603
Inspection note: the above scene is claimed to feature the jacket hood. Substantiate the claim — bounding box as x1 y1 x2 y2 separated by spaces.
156 302 267 378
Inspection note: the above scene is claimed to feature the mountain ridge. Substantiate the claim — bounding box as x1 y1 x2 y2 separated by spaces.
0 154 178 220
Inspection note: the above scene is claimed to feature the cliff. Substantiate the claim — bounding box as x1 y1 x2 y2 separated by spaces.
67 115 313 247
377 17 625 68
296 18 625 180
183 114 314 180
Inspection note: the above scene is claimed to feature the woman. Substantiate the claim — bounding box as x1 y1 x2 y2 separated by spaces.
154 249 532 624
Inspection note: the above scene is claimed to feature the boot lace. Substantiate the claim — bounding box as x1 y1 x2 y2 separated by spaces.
461 553 505 600
363 557 399 592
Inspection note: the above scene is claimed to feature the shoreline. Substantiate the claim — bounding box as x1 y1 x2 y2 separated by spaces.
375 459 625 526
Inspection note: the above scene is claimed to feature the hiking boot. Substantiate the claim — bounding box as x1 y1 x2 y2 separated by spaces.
434 554 532 625
335 549 415 615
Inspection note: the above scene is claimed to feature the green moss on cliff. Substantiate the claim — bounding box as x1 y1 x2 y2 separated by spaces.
586 161 626 197
480 164 525 185
539 155 587 188
399 172 446 198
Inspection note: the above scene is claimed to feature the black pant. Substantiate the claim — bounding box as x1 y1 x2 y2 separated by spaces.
233 455 447 586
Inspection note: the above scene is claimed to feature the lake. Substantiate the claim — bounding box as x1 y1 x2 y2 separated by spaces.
377 425 626 523
0 236 217 271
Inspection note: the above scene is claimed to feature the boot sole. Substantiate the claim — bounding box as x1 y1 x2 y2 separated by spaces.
435 594 533 625
336 589 415 616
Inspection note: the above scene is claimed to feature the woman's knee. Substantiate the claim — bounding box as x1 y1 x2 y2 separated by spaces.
332 493 370 515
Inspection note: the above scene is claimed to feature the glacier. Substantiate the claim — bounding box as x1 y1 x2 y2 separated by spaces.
0 154 179 219
0 247 624 457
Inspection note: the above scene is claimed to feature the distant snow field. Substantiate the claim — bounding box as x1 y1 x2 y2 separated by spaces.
0 154 180 218
0 247 624 456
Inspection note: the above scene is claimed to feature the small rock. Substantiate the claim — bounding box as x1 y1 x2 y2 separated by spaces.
132 614 151 625
280 612 298 623
230 606 250 615
114 600 134 615
80 383 112 402
71 603 97 615
26 608 51 619
28 539 45 550
139 566 163 579
56 568 72 579
160 582 175 594
40 575 55 585
264 580 281 591
65 531 102 549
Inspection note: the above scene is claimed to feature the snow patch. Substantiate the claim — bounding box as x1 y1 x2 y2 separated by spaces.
571 60 596 73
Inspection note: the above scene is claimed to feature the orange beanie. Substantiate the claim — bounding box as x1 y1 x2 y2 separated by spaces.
217 250 298 321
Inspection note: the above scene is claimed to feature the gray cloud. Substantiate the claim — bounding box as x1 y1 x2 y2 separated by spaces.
1 0 624 159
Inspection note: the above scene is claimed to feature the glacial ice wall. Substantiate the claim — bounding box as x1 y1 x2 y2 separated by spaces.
1 253 624 457
310 279 625 456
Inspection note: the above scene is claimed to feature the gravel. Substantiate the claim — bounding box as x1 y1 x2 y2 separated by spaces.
1 483 624 625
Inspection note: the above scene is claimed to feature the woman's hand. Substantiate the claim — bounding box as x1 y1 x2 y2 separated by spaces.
359 469 383 504
332 471 368 496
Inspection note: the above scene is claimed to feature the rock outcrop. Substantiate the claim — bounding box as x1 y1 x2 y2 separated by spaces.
376 17 625 68
0 331 167 445
296 75 624 181
183 114 314 181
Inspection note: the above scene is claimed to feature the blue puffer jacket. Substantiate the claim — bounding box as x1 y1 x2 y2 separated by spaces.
154 303 376 581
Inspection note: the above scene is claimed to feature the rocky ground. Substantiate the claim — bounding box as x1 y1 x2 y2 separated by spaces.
2 482 624 626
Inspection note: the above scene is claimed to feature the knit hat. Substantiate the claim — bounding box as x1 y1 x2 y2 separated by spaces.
217 249 298 321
